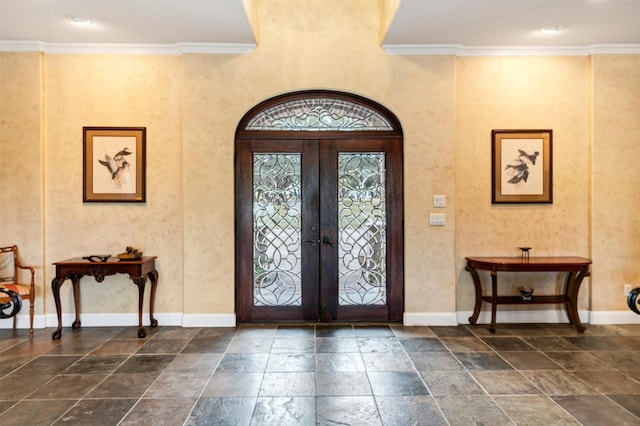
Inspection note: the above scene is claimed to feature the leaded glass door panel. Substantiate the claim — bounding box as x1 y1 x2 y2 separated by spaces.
235 138 402 322
318 138 403 322
236 139 320 321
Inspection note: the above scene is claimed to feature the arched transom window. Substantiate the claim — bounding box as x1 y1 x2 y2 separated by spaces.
244 97 395 131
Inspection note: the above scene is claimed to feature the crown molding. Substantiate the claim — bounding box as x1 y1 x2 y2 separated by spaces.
382 44 462 56
0 40 47 52
587 44 640 55
176 42 255 54
0 40 255 55
383 44 640 56
3 40 637 56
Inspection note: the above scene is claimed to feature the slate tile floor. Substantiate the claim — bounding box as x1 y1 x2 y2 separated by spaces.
1 323 639 425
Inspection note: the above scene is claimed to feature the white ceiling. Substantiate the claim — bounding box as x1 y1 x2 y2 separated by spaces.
0 0 255 44
1 0 639 50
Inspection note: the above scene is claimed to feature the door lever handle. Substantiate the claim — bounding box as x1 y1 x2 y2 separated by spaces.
322 236 334 247
303 239 318 246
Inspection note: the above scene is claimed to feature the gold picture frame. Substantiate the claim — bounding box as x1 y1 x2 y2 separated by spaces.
83 127 146 202
492 129 552 204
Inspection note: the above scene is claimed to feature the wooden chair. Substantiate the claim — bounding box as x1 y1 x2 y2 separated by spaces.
0 245 35 335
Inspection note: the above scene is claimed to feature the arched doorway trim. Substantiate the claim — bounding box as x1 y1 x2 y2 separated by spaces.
235 90 404 322
238 90 402 134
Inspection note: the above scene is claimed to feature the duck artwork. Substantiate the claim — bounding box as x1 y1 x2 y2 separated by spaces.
98 147 132 189
504 149 538 185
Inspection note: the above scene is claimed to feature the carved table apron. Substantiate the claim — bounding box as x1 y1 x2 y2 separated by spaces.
465 256 592 333
51 256 158 339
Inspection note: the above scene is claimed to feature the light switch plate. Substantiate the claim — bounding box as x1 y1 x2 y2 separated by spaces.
433 195 446 208
429 213 446 226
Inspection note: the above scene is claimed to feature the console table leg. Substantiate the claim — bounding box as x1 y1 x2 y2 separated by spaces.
489 269 498 333
566 270 590 333
564 272 575 325
148 270 158 327
51 277 65 340
132 276 147 338
465 264 483 325
71 277 82 329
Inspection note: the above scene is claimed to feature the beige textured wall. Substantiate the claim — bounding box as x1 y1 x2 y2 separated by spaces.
1 1 638 324
182 0 457 314
592 55 640 311
43 54 184 313
0 52 44 316
455 57 592 312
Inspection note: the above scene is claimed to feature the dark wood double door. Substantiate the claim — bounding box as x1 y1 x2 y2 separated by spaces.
235 134 403 322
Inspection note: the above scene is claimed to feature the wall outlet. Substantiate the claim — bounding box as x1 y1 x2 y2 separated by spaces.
624 284 632 296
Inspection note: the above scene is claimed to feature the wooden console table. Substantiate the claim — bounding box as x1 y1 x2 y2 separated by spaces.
465 256 592 333
51 256 158 339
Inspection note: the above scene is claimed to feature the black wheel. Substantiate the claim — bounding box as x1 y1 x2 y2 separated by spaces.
52 329 62 340
138 327 147 338
151 319 158 327
72 320 81 329
0 288 22 319
628 287 640 315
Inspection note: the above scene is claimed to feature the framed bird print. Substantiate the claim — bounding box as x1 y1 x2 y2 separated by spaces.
491 129 552 203
83 127 146 202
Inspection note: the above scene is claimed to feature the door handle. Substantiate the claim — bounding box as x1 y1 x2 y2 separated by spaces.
303 239 319 246
322 236 334 247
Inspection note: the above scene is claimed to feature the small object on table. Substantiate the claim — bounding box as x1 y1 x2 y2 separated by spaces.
82 254 111 262
118 246 143 260
519 247 531 260
519 286 534 302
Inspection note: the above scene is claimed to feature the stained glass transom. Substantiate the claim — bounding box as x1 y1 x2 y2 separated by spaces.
253 154 302 306
338 153 387 305
245 98 393 131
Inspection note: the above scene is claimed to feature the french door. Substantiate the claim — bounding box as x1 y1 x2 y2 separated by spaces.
235 136 403 322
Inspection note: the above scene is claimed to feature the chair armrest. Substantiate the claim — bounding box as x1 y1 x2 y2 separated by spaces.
16 263 35 286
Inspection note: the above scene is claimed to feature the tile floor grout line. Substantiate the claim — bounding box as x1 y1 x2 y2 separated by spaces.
442 328 521 425
2 324 639 425
23 333 111 426
43 330 134 425
393 326 453 426
453 326 592 425
65 329 152 426
483 336 584 425
116 326 205 426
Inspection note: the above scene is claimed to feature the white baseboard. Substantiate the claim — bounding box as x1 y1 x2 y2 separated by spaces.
3 311 636 330
0 313 47 330
1 312 237 330
590 311 640 324
455 308 591 325
182 313 236 327
37 312 237 328
40 312 184 328
403 312 458 326
403 309 597 327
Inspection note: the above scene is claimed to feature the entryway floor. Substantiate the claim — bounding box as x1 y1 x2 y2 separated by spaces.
1 323 639 425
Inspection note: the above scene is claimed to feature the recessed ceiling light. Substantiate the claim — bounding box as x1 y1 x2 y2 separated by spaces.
539 25 562 34
66 15 92 26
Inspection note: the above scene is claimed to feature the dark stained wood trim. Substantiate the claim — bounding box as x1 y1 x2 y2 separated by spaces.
235 90 404 323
